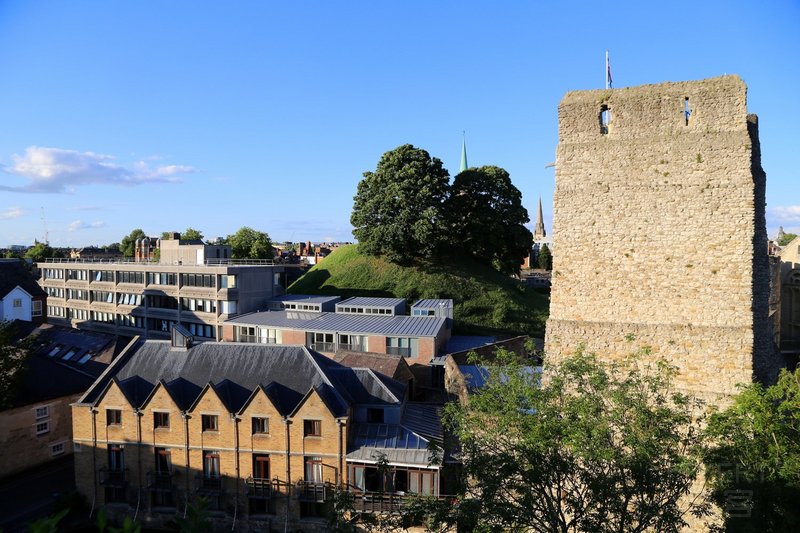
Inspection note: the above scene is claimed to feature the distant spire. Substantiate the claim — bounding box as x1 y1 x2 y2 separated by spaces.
459 132 468 173
534 196 546 240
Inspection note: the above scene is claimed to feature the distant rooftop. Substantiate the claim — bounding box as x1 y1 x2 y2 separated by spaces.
227 310 446 337
337 296 406 308
412 299 453 309
270 294 341 305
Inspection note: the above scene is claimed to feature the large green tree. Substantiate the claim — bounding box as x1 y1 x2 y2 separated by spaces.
778 232 798 247
416 348 709 533
704 369 800 532
24 242 59 262
120 229 146 257
445 166 532 274
226 227 273 259
181 227 204 241
351 144 450 263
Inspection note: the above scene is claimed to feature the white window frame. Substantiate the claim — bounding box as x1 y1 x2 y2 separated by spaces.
32 300 43 316
13 298 22 308
36 420 50 435
35 405 50 420
51 442 66 456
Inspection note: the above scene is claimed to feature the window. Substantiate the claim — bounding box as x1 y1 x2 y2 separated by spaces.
303 420 321 437
304 456 322 482
109 445 125 471
91 270 114 282
154 412 170 429
118 271 144 284
51 442 65 456
180 274 215 288
221 300 237 315
107 409 122 426
48 345 63 357
12 298 22 308
32 300 42 316
184 322 215 339
252 417 269 435
253 454 270 479
36 421 50 435
147 272 177 286
155 447 172 474
203 450 220 479
367 408 384 423
386 337 418 358
91 290 114 303
219 275 237 289
147 294 178 310
35 405 49 419
201 414 219 432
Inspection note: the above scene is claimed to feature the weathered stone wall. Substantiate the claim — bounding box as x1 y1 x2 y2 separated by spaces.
545 75 780 403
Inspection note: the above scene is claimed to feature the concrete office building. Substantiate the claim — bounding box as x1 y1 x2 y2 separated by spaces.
38 240 284 341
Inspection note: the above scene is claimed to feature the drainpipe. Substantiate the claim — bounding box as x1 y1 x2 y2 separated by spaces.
134 408 143 520
337 419 345 488
182 411 190 514
283 416 291 531
232 413 240 530
91 406 98 517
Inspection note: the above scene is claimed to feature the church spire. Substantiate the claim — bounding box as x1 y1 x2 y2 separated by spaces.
459 132 468 173
534 196 546 240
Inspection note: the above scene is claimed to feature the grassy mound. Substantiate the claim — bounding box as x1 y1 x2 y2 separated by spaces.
288 245 548 337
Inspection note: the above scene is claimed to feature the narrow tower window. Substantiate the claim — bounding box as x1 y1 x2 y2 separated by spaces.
684 97 691 126
599 105 610 134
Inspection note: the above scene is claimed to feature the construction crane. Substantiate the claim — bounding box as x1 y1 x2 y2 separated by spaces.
40 207 49 245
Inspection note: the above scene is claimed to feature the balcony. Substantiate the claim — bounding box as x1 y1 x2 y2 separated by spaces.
298 481 328 502
386 346 412 357
236 335 277 345
147 470 174 490
351 491 452 514
195 473 225 494
99 467 128 487
311 342 336 353
244 477 286 499
338 343 366 353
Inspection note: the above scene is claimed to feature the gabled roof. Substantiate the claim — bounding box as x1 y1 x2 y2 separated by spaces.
0 261 46 299
78 340 403 418
334 351 411 380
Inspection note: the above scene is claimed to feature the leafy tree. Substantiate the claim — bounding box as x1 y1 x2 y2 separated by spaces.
0 321 31 410
226 227 273 259
24 242 58 262
703 369 800 532
351 144 450 263
446 166 532 274
161 231 175 240
120 229 146 257
170 497 212 532
778 232 798 246
181 228 204 241
538 243 552 270
417 347 709 533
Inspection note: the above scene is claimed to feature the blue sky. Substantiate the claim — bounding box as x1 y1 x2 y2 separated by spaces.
0 1 798 247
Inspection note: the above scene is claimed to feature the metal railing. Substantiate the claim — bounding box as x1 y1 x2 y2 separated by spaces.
244 477 288 498
298 481 328 502
311 342 336 353
337 343 366 353
386 346 412 357
99 467 128 487
236 335 277 344
37 257 276 266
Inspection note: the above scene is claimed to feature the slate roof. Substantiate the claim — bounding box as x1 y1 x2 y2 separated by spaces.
411 299 453 309
346 422 437 467
4 322 120 407
334 351 410 379
79 340 404 417
0 261 46 299
227 310 445 337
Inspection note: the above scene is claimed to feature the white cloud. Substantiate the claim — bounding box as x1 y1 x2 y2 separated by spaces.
0 207 25 220
0 146 195 193
771 205 800 225
68 220 106 231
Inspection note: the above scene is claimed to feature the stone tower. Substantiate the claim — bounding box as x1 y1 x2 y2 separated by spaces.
544 75 779 402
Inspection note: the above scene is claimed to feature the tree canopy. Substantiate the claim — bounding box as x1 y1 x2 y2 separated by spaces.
446 165 532 274
24 242 59 262
538 243 552 270
778 232 798 247
181 228 204 241
120 229 146 257
351 144 450 263
704 368 800 532
226 227 273 259
417 348 709 533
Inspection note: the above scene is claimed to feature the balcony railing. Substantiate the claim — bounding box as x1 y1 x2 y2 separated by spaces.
311 342 336 353
236 335 277 344
298 481 328 502
244 477 288 498
195 473 225 494
386 346 412 357
99 467 128 487
147 470 174 490
349 488 453 514
38 257 276 266
337 343 366 353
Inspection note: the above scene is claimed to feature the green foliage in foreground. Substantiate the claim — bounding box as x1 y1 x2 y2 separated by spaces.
288 244 548 336
413 348 710 533
704 369 800 532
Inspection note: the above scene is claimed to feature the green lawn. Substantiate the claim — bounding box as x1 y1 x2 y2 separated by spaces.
288 245 549 337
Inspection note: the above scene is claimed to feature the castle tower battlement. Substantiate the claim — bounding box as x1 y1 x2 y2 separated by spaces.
545 75 779 402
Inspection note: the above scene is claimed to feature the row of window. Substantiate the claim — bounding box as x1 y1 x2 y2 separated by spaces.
105 409 321 437
45 286 64 298
44 269 237 288
337 306 393 315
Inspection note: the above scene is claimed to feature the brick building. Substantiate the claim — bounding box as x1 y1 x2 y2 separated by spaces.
71 329 445 529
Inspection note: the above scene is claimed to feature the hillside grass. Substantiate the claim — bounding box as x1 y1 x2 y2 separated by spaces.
288 245 548 337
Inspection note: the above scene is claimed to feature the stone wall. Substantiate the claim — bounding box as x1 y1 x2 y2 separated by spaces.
545 75 780 404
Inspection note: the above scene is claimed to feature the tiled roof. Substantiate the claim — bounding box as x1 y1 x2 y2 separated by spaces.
334 351 408 378
227 310 445 337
